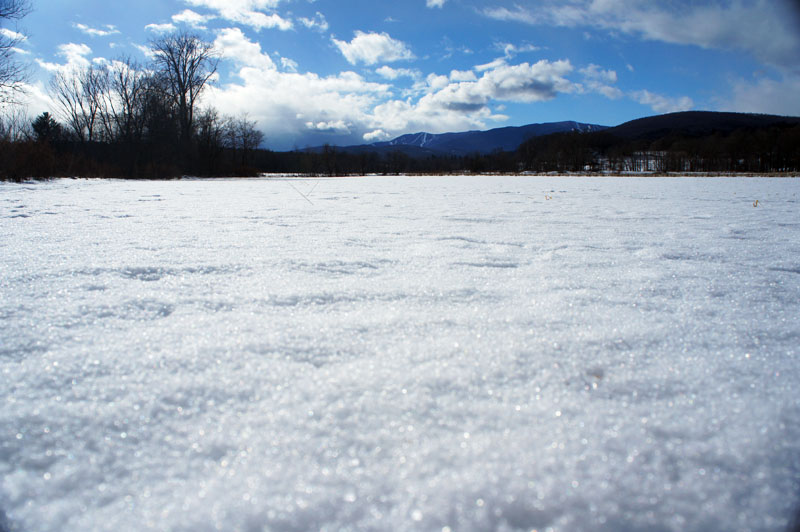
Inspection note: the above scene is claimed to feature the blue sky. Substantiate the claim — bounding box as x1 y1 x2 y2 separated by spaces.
6 0 800 150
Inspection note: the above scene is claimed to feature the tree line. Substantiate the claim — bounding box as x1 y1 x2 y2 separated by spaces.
514 125 800 174
1 27 264 179
227 121 800 176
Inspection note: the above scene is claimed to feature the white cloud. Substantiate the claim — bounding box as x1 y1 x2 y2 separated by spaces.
424 59 576 113
375 66 419 80
243 12 292 31
186 0 281 8
723 74 800 116
207 31 588 149
580 64 617 84
305 120 351 133
593 85 623 100
449 69 477 82
134 44 156 59
207 32 392 148
214 27 275 71
332 31 415 65
59 43 91 66
499 42 541 58
299 12 329 33
73 23 119 37
368 60 577 135
184 0 292 31
632 90 693 113
35 43 92 72
281 57 298 72
483 0 800 71
474 57 506 72
426 73 450 91
172 9 213 29
6 81 56 118
580 64 622 99
145 23 177 34
363 129 390 142
0 28 25 42
426 0 446 8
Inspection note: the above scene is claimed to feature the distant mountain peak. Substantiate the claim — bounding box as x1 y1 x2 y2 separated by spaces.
366 121 607 156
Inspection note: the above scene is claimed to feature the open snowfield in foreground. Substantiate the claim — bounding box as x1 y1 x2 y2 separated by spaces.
1 175 799 532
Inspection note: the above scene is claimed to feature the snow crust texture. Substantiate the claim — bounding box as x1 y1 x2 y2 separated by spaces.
1 176 799 532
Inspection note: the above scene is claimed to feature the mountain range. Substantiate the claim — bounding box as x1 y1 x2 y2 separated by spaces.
305 121 605 157
304 112 800 158
370 121 606 156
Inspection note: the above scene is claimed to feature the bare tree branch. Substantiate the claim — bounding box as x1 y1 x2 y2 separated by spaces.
49 66 106 143
0 0 31 103
149 31 218 146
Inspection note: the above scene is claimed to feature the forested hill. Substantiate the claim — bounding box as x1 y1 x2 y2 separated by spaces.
516 111 800 174
605 111 800 140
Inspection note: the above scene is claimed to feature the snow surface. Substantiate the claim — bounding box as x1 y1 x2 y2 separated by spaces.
1 176 799 532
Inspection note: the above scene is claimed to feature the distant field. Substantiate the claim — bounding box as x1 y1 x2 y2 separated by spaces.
2 176 799 531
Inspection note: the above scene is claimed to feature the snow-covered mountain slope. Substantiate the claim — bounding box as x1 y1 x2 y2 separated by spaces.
371 121 606 155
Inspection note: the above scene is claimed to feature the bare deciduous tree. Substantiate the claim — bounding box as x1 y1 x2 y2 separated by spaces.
0 0 31 104
150 31 218 147
222 114 264 169
100 57 148 144
50 66 106 143
0 103 29 140
195 107 226 173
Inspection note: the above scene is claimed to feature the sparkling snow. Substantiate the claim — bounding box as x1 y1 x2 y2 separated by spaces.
1 176 799 532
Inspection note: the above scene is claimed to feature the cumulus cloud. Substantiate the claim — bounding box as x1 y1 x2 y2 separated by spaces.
206 32 483 148
427 73 450 91
723 75 800 116
449 69 477 82
205 31 589 149
184 0 292 31
172 9 213 29
0 28 26 42
73 23 120 37
145 23 177 34
3 80 56 118
426 0 446 8
58 43 92 65
36 42 93 72
474 57 507 72
632 90 693 113
580 64 622 99
206 31 392 148
214 27 275 71
499 42 541 58
483 0 800 71
281 57 298 72
425 59 576 113
375 66 420 80
299 12 329 33
134 44 157 59
332 31 415 65
580 64 617 84
305 119 351 133
363 129 390 142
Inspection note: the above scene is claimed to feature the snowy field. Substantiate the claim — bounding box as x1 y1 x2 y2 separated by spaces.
1 175 799 532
